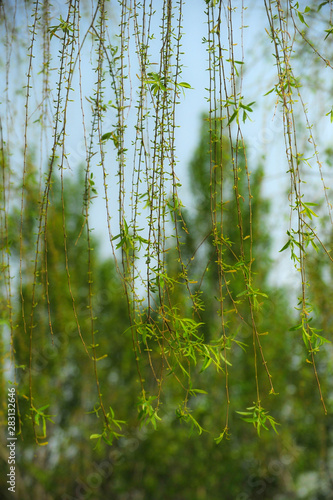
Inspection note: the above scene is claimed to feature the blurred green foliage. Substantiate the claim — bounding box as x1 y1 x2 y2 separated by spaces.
1 120 333 500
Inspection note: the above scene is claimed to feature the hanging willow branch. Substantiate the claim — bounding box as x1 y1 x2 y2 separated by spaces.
0 0 332 445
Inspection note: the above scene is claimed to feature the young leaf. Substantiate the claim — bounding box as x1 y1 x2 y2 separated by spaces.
101 132 112 141
178 82 192 89
279 239 291 252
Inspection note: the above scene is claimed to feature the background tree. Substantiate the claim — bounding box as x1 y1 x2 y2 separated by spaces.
0 121 331 499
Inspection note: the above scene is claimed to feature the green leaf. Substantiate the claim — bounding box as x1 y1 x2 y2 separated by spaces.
226 110 238 126
220 353 232 366
298 11 309 27
200 356 212 372
189 388 208 395
178 82 192 89
318 1 329 12
324 27 333 40
269 419 280 434
264 87 275 96
301 203 318 220
37 405 50 413
289 323 302 331
279 239 291 252
325 107 333 122
95 354 108 361
240 102 255 112
314 334 331 345
101 132 112 141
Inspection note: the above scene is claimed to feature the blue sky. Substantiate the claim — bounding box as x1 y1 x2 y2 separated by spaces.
2 0 332 290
